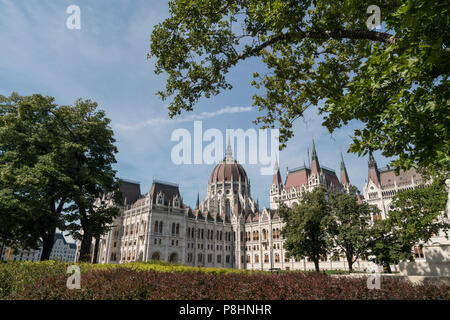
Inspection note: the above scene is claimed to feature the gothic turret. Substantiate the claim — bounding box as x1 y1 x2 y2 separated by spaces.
195 192 200 210
340 152 350 191
311 139 321 175
368 151 380 187
272 157 282 187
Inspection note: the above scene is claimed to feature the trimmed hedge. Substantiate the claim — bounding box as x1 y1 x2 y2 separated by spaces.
0 260 257 299
1 261 449 300
10 268 450 300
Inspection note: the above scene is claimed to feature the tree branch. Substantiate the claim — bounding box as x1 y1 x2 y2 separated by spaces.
231 29 397 65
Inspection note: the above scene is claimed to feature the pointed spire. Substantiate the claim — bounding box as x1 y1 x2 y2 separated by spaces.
311 139 317 160
225 134 233 163
340 152 350 186
310 139 321 174
195 192 200 210
368 151 377 169
274 157 278 171
368 151 380 187
272 157 282 186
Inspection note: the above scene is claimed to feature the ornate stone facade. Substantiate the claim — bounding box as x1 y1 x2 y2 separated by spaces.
363 153 450 275
97 140 373 271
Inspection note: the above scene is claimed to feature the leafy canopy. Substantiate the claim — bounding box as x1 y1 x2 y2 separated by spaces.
150 0 449 172
325 187 376 270
370 177 449 265
278 187 330 271
0 93 120 260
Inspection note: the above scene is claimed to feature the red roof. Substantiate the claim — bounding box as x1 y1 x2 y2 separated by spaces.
149 182 180 205
379 167 421 189
322 169 341 188
210 160 248 183
284 168 309 189
340 168 350 185
272 169 282 186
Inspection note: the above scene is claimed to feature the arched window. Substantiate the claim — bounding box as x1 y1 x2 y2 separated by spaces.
151 252 160 261
169 252 178 263
154 221 158 233
225 199 231 215
255 254 259 263
172 223 176 235
159 221 163 234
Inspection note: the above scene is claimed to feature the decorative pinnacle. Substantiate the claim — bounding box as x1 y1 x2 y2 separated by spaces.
340 152 346 170
311 139 317 160
225 134 233 162
195 192 200 210
368 151 377 168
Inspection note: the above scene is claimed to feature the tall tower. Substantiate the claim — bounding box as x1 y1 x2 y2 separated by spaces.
308 139 324 188
270 157 283 209
340 152 350 193
368 151 381 187
195 192 200 210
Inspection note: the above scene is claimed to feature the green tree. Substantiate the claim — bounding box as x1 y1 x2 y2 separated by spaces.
278 187 330 272
66 189 122 263
0 93 119 261
0 93 71 260
369 219 407 273
150 0 449 172
91 193 122 264
369 177 449 272
325 187 376 273
50 99 120 263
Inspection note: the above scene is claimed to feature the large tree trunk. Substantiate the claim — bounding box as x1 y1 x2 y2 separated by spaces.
40 229 56 261
346 255 353 274
79 221 93 263
0 242 4 261
313 259 320 272
92 235 100 264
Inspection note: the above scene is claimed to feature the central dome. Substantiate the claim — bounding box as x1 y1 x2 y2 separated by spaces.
209 138 248 183
210 159 248 183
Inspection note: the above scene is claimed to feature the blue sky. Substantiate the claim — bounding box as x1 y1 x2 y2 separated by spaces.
0 0 392 209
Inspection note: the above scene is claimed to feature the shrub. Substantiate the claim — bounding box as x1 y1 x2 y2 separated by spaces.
0 260 256 298
3 261 449 300
10 268 450 300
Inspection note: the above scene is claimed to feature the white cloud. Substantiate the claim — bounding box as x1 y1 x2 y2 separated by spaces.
115 106 254 131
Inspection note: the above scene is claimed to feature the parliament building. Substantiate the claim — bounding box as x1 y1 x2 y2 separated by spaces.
95 140 437 272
